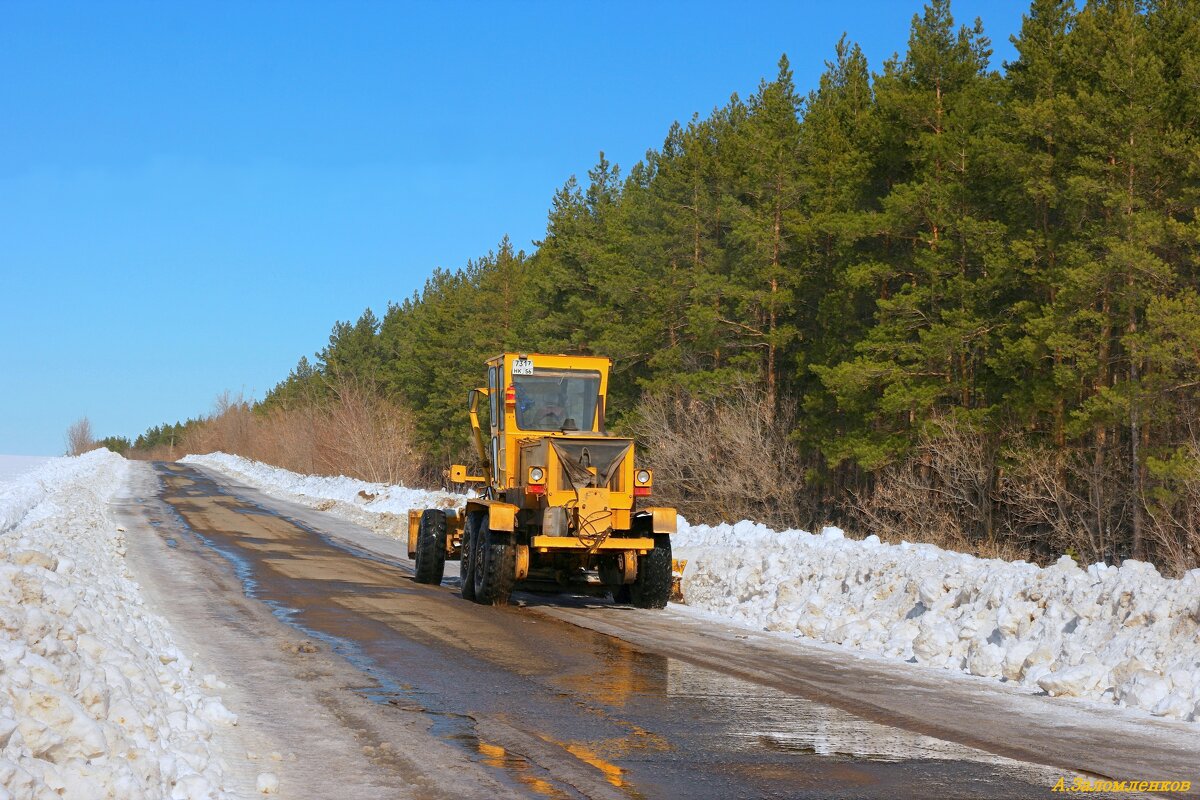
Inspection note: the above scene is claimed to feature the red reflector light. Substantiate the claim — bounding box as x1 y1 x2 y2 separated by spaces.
634 487 651 497
529 484 545 495
505 386 516 407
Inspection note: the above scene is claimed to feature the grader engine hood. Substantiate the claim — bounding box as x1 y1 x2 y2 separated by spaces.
549 438 632 490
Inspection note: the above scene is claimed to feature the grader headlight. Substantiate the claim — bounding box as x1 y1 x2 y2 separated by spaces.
528 466 546 495
634 469 652 497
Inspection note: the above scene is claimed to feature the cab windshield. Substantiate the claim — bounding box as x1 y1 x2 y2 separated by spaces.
514 369 601 432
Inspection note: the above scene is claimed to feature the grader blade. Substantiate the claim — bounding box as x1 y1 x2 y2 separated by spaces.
671 559 687 603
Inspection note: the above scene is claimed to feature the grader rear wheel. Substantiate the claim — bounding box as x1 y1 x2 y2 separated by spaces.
472 519 515 606
413 509 447 585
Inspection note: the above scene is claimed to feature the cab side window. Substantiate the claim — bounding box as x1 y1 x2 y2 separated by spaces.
488 367 500 431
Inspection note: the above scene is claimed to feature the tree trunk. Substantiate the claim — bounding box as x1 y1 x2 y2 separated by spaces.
1092 292 1113 553
766 199 782 421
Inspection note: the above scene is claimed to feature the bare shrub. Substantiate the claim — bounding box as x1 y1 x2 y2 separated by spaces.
188 391 256 456
313 376 422 485
253 404 320 476
125 445 180 462
625 386 810 529
64 416 94 456
1141 437 1200 576
848 415 1020 558
177 380 423 487
997 442 1130 567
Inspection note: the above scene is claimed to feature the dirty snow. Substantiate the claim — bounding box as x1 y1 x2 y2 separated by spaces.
186 452 1200 724
673 520 1200 722
0 450 236 799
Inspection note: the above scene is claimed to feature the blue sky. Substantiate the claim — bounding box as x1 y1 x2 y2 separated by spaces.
0 0 1024 455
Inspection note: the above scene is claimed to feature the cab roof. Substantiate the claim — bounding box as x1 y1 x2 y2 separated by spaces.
486 352 612 367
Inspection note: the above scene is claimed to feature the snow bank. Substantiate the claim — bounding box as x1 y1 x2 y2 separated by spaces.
674 520 1200 721
180 452 460 537
0 450 235 799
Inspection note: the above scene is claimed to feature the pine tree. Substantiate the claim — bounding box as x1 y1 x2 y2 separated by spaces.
319 308 383 380
818 0 1005 469
1049 0 1194 556
527 156 623 354
793 37 879 458
724 56 805 417
996 0 1077 445
636 102 745 399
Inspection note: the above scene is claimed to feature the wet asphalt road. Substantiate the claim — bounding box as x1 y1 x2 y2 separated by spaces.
142 462 1175 799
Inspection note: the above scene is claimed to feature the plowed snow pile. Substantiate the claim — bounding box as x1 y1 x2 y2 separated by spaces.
185 452 1200 724
674 521 1200 721
0 450 235 799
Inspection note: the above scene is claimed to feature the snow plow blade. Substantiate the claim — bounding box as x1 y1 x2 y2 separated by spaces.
671 559 687 603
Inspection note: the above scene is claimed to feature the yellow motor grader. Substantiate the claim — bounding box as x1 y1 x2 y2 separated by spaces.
407 352 676 607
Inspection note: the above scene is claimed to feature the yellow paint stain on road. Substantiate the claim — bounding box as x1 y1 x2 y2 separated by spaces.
531 732 629 790
476 740 570 799
563 742 625 788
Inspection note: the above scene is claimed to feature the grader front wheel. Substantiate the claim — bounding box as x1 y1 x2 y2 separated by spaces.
629 535 672 609
460 511 483 601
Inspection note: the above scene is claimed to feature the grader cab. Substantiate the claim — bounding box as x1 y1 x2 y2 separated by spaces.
407 353 676 607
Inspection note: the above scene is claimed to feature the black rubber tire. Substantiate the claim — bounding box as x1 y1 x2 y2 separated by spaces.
460 511 482 601
629 535 672 609
413 509 447 584
472 518 515 606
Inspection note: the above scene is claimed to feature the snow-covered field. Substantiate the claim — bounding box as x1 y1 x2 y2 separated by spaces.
0 451 236 799
184 452 1200 724
0 456 52 485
